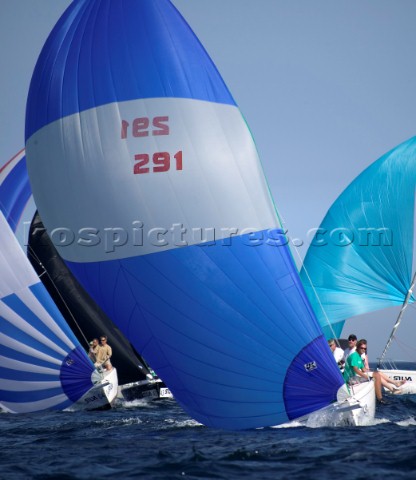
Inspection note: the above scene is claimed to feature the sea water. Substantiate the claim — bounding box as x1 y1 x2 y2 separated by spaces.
1 366 416 479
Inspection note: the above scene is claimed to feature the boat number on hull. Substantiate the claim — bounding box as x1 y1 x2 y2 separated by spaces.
84 392 105 404
105 383 114 394
392 375 413 382
304 361 317 372
142 389 158 399
121 116 183 175
84 384 113 404
160 387 172 398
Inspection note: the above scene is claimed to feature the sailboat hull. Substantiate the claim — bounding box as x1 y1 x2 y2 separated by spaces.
348 381 376 425
378 369 416 394
292 380 375 427
71 368 118 411
118 378 172 402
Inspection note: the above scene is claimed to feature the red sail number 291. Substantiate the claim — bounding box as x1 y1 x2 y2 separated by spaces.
133 151 183 174
121 116 183 175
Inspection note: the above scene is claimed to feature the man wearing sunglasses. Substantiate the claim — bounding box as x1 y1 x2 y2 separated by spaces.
343 339 369 385
95 335 113 371
342 334 357 363
344 339 406 403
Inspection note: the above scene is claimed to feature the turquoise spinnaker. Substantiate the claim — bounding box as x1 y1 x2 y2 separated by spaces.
301 137 416 338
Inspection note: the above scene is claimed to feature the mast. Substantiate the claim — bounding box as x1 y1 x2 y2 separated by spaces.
378 271 416 366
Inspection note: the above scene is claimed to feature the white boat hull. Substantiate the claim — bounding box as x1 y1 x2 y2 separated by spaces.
378 369 416 394
347 380 376 425
294 380 376 427
71 368 119 411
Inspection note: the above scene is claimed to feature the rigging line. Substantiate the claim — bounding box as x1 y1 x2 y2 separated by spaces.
26 243 90 348
393 336 416 357
378 271 416 367
392 337 416 357
292 242 340 345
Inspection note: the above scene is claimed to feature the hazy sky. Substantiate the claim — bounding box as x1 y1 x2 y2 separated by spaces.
2 0 416 360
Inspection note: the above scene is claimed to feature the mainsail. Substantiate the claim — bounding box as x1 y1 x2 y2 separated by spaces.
0 210 95 413
25 0 344 429
301 137 416 341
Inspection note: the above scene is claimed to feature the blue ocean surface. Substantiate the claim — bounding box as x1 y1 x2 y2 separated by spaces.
1 364 416 480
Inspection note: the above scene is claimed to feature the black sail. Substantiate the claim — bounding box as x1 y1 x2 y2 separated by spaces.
27 211 151 386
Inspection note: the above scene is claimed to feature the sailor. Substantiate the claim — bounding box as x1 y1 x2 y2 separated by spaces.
342 334 357 362
88 338 100 363
328 338 345 372
95 335 113 371
344 339 407 403
343 339 369 386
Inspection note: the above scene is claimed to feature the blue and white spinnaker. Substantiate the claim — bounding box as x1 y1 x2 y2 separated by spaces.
0 149 33 236
25 0 344 429
0 210 95 413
